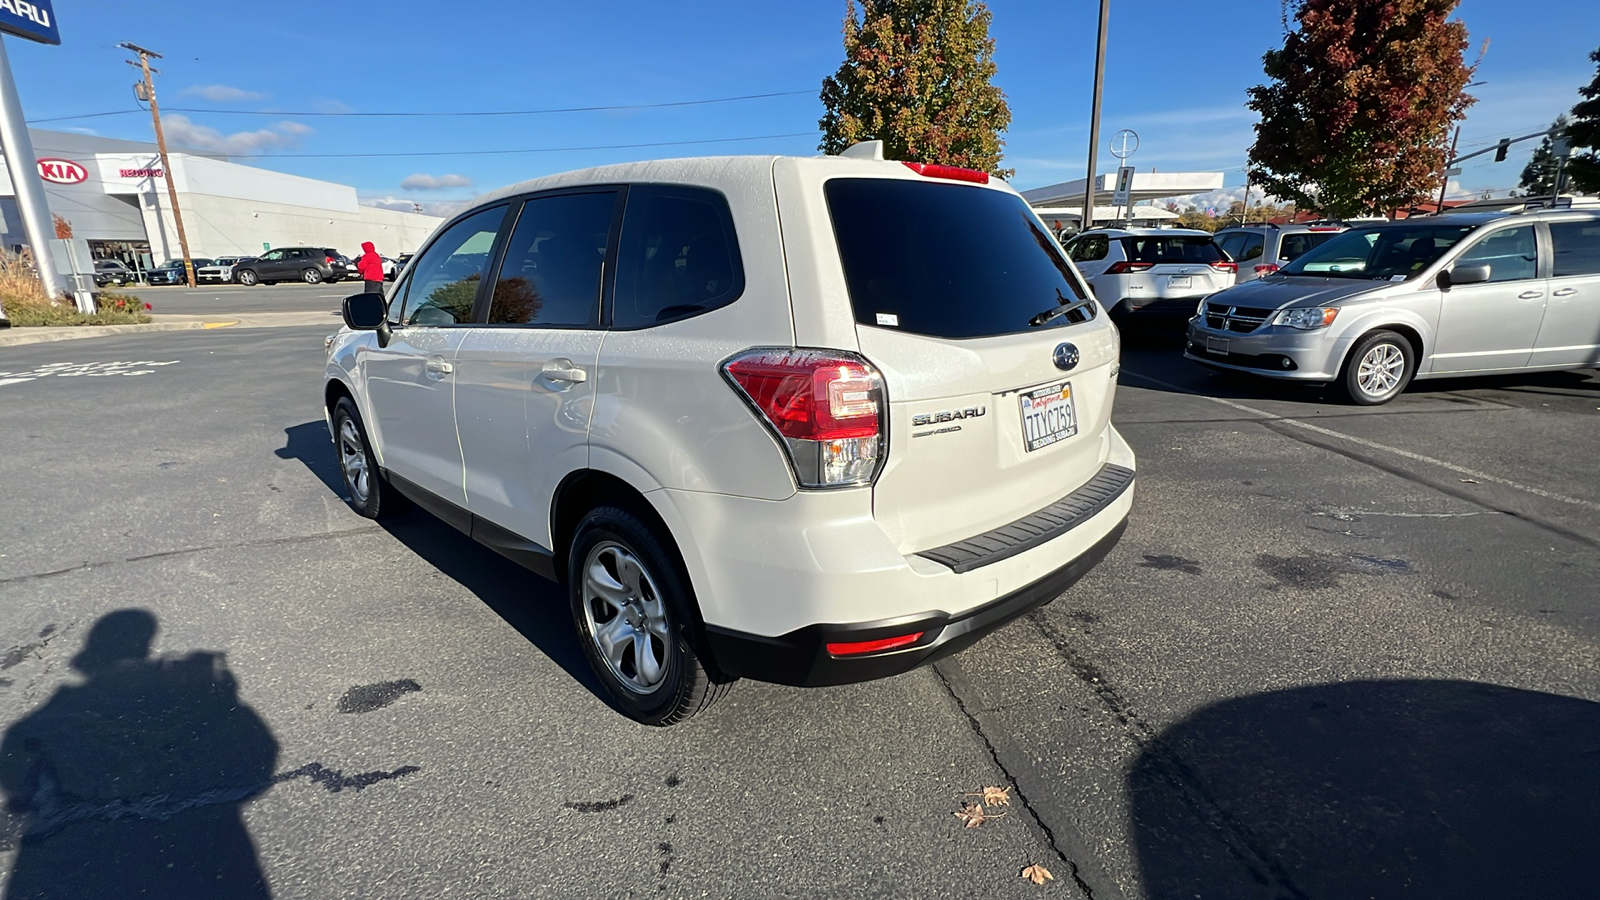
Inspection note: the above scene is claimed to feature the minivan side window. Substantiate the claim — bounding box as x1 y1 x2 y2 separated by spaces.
612 185 744 329
398 205 507 326
1279 232 1336 261
1454 225 1538 282
488 191 617 327
1549 221 1600 277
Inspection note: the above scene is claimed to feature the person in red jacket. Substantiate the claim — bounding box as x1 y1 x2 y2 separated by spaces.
356 241 385 293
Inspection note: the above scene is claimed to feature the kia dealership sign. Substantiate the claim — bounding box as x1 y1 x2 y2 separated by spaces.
36 157 86 184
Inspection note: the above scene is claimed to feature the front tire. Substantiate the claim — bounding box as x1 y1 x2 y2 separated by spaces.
330 397 407 518
568 506 732 726
1341 329 1415 405
302 268 324 284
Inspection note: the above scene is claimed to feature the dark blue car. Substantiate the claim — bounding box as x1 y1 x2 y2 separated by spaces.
145 258 214 285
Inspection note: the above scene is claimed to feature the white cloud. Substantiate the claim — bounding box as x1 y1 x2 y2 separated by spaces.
181 84 265 103
162 114 311 156
1170 186 1291 213
399 173 474 191
360 196 465 218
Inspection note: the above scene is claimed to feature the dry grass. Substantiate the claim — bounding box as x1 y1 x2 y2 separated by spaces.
0 253 152 326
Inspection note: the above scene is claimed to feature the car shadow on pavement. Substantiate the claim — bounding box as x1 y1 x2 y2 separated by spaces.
1 610 278 899
1128 679 1600 900
274 421 602 701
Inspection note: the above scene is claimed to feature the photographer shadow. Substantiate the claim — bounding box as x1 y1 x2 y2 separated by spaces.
1 610 277 899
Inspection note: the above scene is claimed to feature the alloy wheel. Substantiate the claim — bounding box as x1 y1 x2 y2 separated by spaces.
1356 343 1405 398
581 541 671 693
337 417 370 503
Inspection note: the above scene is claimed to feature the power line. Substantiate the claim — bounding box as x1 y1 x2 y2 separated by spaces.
225 132 818 159
26 89 817 125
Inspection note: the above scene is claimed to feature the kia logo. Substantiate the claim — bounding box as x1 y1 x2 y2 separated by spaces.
1052 342 1080 371
37 158 87 185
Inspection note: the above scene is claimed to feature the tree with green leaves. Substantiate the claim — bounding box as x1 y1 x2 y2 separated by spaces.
1246 0 1478 219
819 0 1013 177
1565 46 1600 193
1518 115 1569 196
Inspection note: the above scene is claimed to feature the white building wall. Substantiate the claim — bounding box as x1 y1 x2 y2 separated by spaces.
139 188 443 261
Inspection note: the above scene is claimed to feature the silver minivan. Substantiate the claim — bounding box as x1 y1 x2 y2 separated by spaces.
1185 210 1600 404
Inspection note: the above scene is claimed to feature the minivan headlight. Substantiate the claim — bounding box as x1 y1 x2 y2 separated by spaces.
1275 307 1339 329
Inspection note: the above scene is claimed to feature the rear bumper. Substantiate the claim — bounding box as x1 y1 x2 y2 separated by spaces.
705 517 1127 687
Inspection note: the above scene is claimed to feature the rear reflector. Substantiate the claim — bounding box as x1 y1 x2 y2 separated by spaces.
826 632 925 656
901 161 990 184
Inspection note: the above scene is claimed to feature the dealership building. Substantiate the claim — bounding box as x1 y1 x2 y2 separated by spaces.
0 129 444 272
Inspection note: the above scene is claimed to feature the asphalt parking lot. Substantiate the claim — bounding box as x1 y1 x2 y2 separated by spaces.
1 324 1596 899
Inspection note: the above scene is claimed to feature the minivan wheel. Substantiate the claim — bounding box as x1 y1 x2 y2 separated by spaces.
302 268 323 284
568 505 732 726
1341 330 1414 405
237 269 258 286
330 397 407 518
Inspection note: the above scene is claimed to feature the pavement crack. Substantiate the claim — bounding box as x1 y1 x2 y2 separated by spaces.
931 661 1099 899
0 525 384 586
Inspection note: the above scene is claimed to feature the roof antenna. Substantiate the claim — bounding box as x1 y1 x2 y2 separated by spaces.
838 140 885 160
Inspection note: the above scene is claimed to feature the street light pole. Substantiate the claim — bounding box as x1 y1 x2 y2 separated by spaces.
120 41 195 288
1081 0 1109 233
1435 126 1461 212
0 34 67 324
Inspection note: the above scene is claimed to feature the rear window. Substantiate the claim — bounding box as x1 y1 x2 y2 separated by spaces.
1118 235 1224 264
824 178 1090 339
1279 232 1338 261
1549 220 1600 277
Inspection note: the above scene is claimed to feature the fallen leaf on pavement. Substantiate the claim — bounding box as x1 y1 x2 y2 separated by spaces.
1459 478 1479 484
982 786 1011 806
1021 863 1054 885
955 801 1003 828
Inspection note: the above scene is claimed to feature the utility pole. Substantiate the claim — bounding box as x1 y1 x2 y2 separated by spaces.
1435 126 1461 212
1080 0 1109 233
120 41 195 288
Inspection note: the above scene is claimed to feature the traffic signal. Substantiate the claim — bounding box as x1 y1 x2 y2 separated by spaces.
1494 139 1510 163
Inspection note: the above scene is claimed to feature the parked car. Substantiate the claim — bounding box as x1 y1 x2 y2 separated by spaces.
196 256 254 284
1063 227 1236 326
381 256 398 280
92 259 133 287
234 248 349 285
325 149 1136 725
145 258 215 285
1186 210 1600 404
1214 222 1346 282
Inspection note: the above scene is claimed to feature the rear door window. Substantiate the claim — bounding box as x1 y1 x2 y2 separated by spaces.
612 185 743 328
1549 220 1600 277
1118 235 1226 264
824 178 1090 339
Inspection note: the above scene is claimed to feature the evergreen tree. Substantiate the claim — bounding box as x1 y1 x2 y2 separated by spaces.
1518 116 1569 196
1565 46 1600 193
1246 0 1478 218
819 0 1013 177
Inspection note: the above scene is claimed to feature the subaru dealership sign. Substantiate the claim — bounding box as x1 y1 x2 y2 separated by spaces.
0 0 58 45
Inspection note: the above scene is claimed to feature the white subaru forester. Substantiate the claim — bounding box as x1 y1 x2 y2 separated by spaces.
325 144 1136 725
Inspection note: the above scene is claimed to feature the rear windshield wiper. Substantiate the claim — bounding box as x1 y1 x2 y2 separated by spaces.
1029 295 1096 327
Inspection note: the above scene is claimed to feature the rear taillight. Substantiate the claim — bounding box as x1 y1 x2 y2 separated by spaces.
325 256 336 265
1104 261 1155 275
901 161 990 184
1253 263 1280 276
722 348 885 488
1211 260 1238 273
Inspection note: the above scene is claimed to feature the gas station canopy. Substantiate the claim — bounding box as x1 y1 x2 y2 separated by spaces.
1020 171 1224 208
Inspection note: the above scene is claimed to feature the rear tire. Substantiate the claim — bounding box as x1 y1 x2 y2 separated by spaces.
568 505 733 726
330 397 407 519
1341 329 1415 405
302 268 323 284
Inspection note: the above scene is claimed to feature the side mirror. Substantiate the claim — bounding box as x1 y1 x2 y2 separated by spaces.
342 293 392 347
1438 264 1491 289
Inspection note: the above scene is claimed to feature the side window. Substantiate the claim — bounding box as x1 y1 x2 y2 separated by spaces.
287 249 306 260
399 206 507 326
1237 235 1265 262
1279 233 1321 261
1068 234 1107 262
612 185 744 329
1455 225 1537 282
259 250 283 262
488 191 617 326
1216 233 1247 259
1549 221 1600 278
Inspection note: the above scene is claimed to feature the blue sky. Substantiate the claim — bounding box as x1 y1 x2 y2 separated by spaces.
10 0 1596 214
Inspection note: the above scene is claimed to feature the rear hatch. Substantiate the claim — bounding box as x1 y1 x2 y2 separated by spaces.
1118 234 1233 297
822 174 1121 554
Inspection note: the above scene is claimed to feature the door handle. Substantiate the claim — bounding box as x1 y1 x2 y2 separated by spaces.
1552 288 1578 297
540 359 588 383
1517 291 1544 300
424 356 454 380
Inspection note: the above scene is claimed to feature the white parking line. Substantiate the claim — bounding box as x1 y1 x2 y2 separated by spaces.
1123 370 1600 513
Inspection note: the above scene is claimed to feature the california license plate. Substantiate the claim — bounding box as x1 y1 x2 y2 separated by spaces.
1168 275 1193 289
1019 381 1077 452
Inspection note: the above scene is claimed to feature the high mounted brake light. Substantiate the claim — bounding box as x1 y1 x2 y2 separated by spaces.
723 348 886 488
901 162 990 184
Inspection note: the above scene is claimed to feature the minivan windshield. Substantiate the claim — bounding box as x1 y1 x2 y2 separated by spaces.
1279 223 1478 280
825 178 1090 339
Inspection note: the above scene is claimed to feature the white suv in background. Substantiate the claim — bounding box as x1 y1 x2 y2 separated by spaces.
325 148 1136 725
1064 227 1236 327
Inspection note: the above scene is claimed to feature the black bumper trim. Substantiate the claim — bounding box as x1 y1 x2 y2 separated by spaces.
916 463 1134 573
703 517 1128 687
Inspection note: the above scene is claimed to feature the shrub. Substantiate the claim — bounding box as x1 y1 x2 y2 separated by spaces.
0 252 152 326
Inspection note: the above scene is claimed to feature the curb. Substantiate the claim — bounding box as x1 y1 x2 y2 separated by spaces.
0 321 230 348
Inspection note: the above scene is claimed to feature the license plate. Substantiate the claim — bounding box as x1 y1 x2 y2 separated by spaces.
1019 381 1078 452
1168 275 1192 289
1206 336 1229 355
